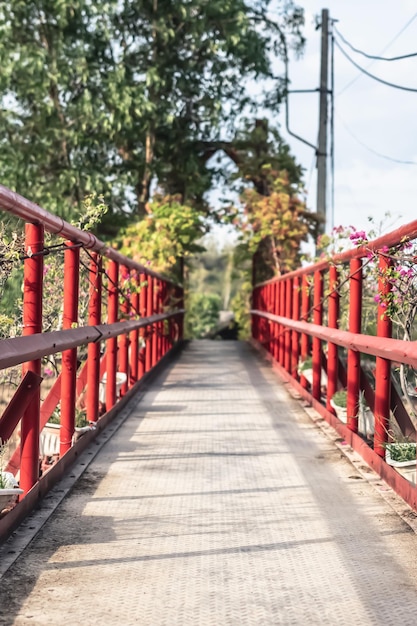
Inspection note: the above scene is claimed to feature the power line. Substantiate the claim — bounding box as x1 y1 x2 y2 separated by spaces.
335 38 417 93
336 111 417 165
334 26 417 62
337 10 417 95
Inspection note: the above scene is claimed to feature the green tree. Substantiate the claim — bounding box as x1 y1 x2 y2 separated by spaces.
117 195 206 281
0 0 305 227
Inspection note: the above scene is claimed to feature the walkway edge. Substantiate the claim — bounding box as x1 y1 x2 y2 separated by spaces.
0 340 187 575
249 339 417 535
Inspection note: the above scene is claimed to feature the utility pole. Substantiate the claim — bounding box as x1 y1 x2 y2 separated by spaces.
316 8 329 235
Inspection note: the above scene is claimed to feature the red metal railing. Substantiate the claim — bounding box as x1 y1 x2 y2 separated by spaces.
251 220 417 510
0 185 184 531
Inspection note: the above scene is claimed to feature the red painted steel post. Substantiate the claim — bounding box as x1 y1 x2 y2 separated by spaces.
146 275 154 371
374 254 393 457
138 272 147 378
326 265 340 413
284 279 292 372
161 281 168 356
273 281 280 361
156 280 163 361
279 279 286 366
60 242 80 457
312 270 323 400
87 253 102 423
300 275 310 389
130 281 140 385
106 260 119 410
291 276 300 379
119 265 130 395
178 285 184 341
21 223 44 495
152 279 158 366
347 259 362 431
267 282 273 355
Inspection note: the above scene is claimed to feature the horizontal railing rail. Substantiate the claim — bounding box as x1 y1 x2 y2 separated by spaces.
251 218 417 511
0 184 185 536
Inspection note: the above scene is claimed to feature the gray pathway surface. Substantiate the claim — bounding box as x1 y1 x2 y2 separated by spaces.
2 341 417 625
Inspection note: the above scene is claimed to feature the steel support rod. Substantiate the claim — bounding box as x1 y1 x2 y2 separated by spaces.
119 265 130 396
106 260 119 410
347 258 362 432
21 222 44 495
87 253 102 422
326 265 340 413
291 276 300 379
146 276 154 371
138 272 147 378
374 254 393 457
60 241 80 457
312 270 324 400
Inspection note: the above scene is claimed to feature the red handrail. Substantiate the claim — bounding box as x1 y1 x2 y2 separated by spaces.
0 184 184 531
251 218 417 512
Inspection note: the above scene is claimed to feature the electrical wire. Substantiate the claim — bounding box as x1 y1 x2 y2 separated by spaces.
336 111 417 165
335 38 417 93
334 26 417 62
337 10 417 95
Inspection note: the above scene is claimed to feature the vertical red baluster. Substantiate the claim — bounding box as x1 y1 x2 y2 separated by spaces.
138 272 147 377
267 282 273 355
106 260 119 410
157 280 162 361
87 253 102 423
273 281 279 361
130 273 139 385
374 254 392 457
146 275 154 371
21 223 44 494
60 241 80 457
347 259 362 431
291 276 300 379
152 279 158 366
119 265 130 395
312 270 323 400
284 279 292 372
327 265 339 413
178 285 184 341
300 274 310 389
279 279 286 366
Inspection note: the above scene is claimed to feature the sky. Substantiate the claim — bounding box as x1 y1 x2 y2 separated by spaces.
277 0 417 237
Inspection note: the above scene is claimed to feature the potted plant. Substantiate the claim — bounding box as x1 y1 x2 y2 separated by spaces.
330 390 348 423
0 443 23 513
358 392 374 438
385 440 416 483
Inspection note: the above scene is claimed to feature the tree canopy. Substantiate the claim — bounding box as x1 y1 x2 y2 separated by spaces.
0 0 305 232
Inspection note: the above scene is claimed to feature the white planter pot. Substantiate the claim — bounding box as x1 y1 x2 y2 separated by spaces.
0 472 23 511
298 368 328 387
330 399 348 424
40 422 61 456
386 443 417 484
99 372 128 404
359 408 374 437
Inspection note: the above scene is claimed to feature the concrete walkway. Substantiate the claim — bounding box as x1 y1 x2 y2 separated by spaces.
2 341 417 625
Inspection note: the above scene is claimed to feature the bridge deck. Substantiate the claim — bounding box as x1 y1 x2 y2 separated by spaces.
1 341 417 625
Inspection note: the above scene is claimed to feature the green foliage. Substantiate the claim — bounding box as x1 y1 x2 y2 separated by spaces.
386 442 416 463
0 0 305 223
331 390 347 408
185 293 221 339
118 195 206 280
